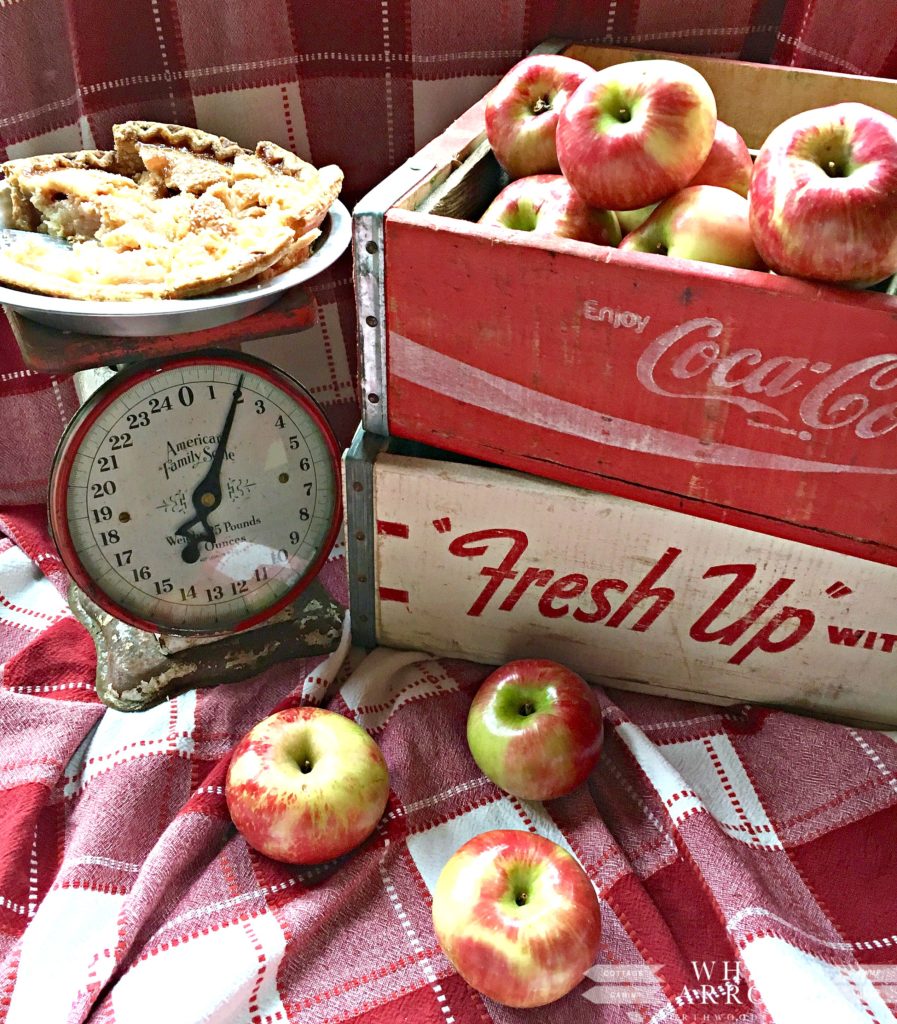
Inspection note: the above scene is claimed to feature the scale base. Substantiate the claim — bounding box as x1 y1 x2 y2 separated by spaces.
70 582 346 712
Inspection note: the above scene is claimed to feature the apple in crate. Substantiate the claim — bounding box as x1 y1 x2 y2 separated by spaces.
557 58 717 210
688 119 753 196
479 175 621 246
749 102 897 284
616 203 658 234
485 54 592 178
225 707 390 864
432 829 602 1007
466 659 604 801
620 185 764 270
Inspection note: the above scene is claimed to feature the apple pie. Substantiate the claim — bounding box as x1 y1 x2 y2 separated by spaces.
0 122 343 301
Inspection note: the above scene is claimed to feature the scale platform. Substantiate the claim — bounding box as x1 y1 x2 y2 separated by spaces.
4 282 348 713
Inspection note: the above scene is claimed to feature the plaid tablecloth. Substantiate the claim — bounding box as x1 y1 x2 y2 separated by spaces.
1 2 896 1021
0 511 896 1023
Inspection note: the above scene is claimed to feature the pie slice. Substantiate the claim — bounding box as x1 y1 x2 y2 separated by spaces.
1 149 122 231
0 123 343 301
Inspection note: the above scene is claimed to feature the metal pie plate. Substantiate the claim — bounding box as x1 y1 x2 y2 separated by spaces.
0 199 350 337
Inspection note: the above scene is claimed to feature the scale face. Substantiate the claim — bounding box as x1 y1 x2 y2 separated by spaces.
49 350 342 635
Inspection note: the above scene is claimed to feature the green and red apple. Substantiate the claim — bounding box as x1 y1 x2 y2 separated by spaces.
556 58 717 210
485 54 592 178
749 101 897 284
432 829 602 1007
615 203 659 234
466 659 604 801
620 184 764 270
479 175 621 246
688 119 753 196
225 707 390 864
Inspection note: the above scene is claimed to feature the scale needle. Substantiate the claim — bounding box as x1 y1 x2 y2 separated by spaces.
173 374 244 563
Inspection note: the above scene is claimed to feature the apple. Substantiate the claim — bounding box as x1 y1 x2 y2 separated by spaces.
687 119 753 196
556 58 717 210
749 101 897 284
225 706 389 864
485 54 592 178
615 203 658 234
432 829 602 1007
619 185 764 270
466 659 603 801
479 175 621 246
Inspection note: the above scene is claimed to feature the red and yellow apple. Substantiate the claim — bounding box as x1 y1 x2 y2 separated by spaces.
466 659 604 801
485 54 592 178
749 101 897 284
556 58 717 210
479 175 621 246
432 829 602 1007
620 184 764 270
687 119 753 196
225 707 389 864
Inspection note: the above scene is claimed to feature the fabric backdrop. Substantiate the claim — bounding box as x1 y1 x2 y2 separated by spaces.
2 0 897 500
0 2 896 1022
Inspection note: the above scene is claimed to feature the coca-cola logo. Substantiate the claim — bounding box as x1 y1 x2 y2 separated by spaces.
390 322 897 477
636 316 897 440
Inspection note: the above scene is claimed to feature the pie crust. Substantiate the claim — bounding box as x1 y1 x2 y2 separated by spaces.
0 123 343 301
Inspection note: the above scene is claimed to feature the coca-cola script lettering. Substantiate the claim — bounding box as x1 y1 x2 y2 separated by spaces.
634 316 897 439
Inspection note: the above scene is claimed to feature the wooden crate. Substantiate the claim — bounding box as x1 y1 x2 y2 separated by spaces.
353 41 897 570
344 428 897 729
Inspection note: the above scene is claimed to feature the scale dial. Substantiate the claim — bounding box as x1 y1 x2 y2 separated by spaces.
49 351 341 635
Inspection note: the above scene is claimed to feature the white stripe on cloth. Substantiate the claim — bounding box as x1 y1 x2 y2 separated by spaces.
7 886 126 1024
109 907 288 1024
0 544 69 633
63 689 197 798
741 936 897 1024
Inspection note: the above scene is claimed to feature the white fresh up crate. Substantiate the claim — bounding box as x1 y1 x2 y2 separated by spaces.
344 429 897 729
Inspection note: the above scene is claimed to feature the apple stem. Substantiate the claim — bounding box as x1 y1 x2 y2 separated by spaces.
300 759 312 774
518 702 536 717
618 108 631 123
515 892 528 906
531 95 552 116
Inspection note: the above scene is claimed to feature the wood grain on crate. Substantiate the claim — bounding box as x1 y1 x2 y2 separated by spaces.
367 448 897 729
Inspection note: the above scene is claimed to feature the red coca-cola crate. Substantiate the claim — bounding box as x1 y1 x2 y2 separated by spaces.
353 41 897 568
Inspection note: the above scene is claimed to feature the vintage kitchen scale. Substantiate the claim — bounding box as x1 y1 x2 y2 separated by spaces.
1 200 352 712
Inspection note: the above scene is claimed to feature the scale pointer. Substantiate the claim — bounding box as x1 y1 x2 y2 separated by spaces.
174 374 244 564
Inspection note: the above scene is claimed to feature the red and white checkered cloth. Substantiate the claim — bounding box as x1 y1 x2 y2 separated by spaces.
1 2 897 1021
0 512 896 1023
